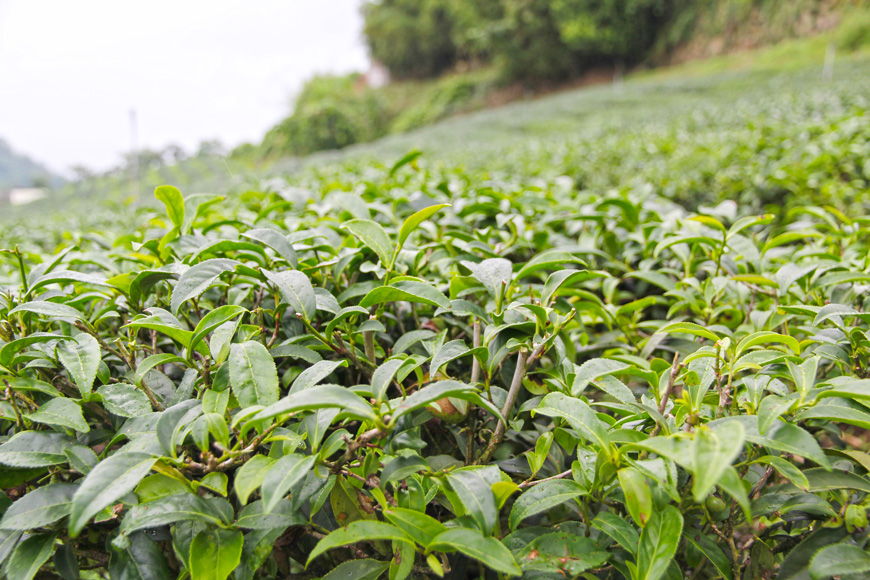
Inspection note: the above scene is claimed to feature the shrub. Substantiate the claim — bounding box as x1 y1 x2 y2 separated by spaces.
261 75 387 157
3 155 870 579
837 8 870 52
362 0 459 79
390 76 484 133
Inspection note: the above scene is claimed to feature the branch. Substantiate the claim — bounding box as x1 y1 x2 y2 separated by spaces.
518 469 572 490
649 352 681 439
470 319 481 384
477 349 526 464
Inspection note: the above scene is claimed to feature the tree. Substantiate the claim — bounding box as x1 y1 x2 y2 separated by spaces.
363 0 458 79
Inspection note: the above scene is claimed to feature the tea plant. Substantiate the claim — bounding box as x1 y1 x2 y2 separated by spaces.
3 157 870 580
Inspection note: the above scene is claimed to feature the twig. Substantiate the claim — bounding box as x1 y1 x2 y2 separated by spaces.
266 312 281 348
3 380 25 429
749 465 775 501
470 319 481 384
333 427 387 474
363 316 377 364
518 469 572 490
649 352 682 439
477 349 527 464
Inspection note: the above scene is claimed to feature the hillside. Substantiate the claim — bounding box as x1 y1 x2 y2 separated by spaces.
0 137 62 190
251 0 870 161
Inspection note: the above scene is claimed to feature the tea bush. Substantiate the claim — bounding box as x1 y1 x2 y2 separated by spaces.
3 143 870 580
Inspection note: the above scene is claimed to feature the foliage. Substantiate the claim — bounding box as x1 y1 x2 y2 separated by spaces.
362 0 459 79
837 7 870 53
390 76 487 134
549 0 671 60
261 75 388 157
490 0 578 81
362 0 675 82
4 127 870 580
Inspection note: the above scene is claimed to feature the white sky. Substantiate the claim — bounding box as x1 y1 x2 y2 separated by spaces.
0 0 369 174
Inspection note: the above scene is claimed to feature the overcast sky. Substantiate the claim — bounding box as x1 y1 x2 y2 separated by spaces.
0 0 369 174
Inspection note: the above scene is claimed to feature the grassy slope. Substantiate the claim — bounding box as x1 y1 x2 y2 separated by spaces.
274 36 870 172
6 28 870 224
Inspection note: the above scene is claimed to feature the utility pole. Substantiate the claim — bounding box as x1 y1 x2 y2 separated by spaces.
129 108 140 203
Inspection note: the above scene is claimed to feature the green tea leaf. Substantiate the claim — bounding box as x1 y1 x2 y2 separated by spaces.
155 185 185 229
429 528 522 576
28 397 89 433
636 505 683 580
509 479 587 531
69 452 157 537
343 219 393 266
261 454 316 514
230 341 279 407
190 528 243 580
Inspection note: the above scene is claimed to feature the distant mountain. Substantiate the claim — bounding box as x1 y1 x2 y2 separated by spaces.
0 138 63 189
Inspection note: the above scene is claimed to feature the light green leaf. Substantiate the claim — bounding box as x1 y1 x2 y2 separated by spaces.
0 483 77 530
307 521 412 565
289 359 348 395
755 455 809 490
322 559 390 580
814 303 860 325
618 467 652 527
429 528 522 576
571 358 629 396
804 468 870 493
430 339 470 377
685 533 733 580
535 393 610 452
343 219 393 266
9 300 84 321
390 380 501 424
190 305 247 354
735 331 800 358
636 505 683 580
461 258 512 300
230 341 279 407
509 479 587 531
28 397 89 433
242 228 297 268
97 384 152 417
262 269 316 323
359 280 450 309
120 493 229 534
5 532 56 580
190 528 243 580
170 258 238 314
0 431 73 467
384 507 447 549
257 384 376 423
155 185 185 229
69 452 157 537
809 544 870 580
448 469 498 534
542 269 609 306
234 455 276 506
655 321 720 343
261 454 316 514
397 204 450 251
592 511 639 557
55 333 100 397
692 422 745 503
372 358 405 403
